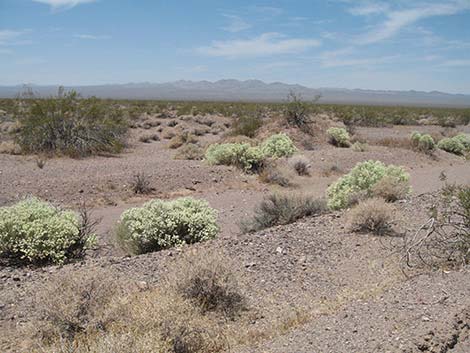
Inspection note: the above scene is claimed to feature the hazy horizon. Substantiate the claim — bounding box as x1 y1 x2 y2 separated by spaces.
1 0 470 94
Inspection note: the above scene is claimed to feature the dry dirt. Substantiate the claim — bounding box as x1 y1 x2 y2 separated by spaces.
0 114 469 352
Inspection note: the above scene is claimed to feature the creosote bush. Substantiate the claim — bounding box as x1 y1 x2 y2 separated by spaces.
15 89 128 157
0 197 96 264
327 127 351 147
241 193 326 232
348 198 395 235
116 197 218 254
326 160 410 210
231 115 262 137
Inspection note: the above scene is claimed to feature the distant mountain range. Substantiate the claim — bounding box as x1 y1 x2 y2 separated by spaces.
1 80 469 107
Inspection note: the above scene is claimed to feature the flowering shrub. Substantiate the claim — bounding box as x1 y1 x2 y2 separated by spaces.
116 197 218 254
327 127 351 147
260 133 297 158
326 160 410 210
0 198 95 264
437 137 465 155
205 143 264 172
410 132 435 153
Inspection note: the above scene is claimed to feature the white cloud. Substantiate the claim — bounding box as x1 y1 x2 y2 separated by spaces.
355 1 470 44
197 33 321 58
250 6 283 17
349 2 389 16
74 34 111 40
32 0 96 10
0 30 25 45
318 46 399 67
221 15 251 33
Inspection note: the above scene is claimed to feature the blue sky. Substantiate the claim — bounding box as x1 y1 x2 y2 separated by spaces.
1 0 470 93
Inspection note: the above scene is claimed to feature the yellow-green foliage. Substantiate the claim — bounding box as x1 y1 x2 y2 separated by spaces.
205 133 296 171
326 160 410 210
205 143 265 171
453 134 470 150
410 132 436 153
260 133 297 158
327 127 351 147
0 198 94 264
117 197 218 254
437 137 465 155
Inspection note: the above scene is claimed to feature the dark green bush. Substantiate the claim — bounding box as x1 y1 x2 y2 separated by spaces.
15 89 128 157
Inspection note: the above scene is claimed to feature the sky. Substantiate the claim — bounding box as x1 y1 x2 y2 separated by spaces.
1 0 470 93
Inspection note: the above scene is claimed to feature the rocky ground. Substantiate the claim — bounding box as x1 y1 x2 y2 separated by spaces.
0 112 469 352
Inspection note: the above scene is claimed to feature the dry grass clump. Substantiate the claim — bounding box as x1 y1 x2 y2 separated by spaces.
130 172 153 194
139 133 160 143
162 129 176 140
259 160 292 187
26 251 246 353
374 137 412 149
0 140 21 154
288 155 310 176
348 198 395 235
241 193 326 232
174 144 204 160
372 175 410 202
351 141 368 152
168 132 198 149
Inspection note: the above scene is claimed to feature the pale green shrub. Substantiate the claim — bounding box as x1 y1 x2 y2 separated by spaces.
438 137 465 155
453 134 470 151
352 141 368 152
204 143 264 172
327 127 351 147
116 197 218 254
326 160 410 210
0 198 95 264
410 132 435 153
260 133 297 158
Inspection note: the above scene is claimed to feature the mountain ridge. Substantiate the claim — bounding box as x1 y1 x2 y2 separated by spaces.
0 80 469 107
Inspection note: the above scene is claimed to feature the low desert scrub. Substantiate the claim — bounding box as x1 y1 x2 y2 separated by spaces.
231 115 262 138
403 184 470 269
139 133 160 143
260 133 297 158
130 172 153 194
205 142 265 172
348 198 395 235
241 193 326 232
374 137 412 149
168 132 198 149
0 140 21 154
168 250 246 319
15 90 128 157
326 160 410 210
288 155 310 176
174 144 204 160
410 132 436 154
327 127 351 147
284 91 320 133
116 197 218 254
437 133 470 155
351 141 368 152
259 160 292 187
0 198 96 265
162 129 176 139
28 251 246 353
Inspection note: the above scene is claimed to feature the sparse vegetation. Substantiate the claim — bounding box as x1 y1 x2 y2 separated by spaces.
174 144 204 160
0 197 96 264
131 172 153 194
352 141 368 152
116 197 218 254
259 160 292 187
15 89 128 157
241 193 326 232
403 184 470 268
348 198 395 235
231 115 262 137
327 127 351 147
205 142 265 172
437 137 465 155
326 160 410 210
288 155 310 176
